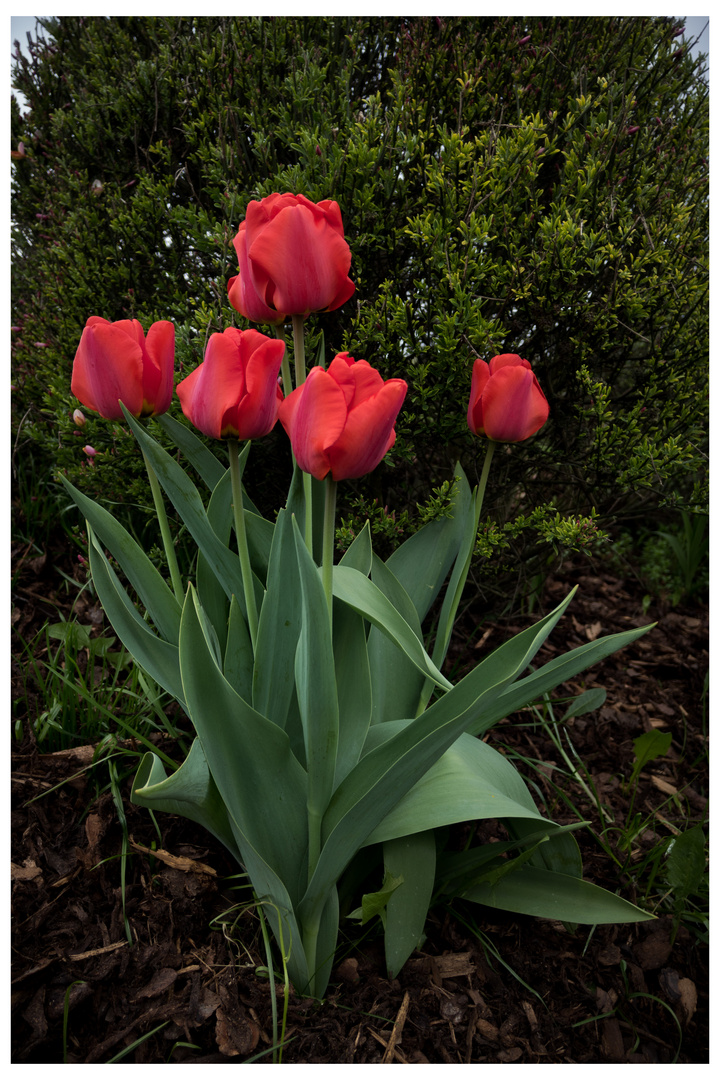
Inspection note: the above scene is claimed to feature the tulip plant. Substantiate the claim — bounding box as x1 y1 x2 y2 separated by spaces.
63 192 653 999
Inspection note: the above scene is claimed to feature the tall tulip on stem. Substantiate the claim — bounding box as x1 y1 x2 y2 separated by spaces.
71 317 184 602
176 327 285 650
419 352 551 712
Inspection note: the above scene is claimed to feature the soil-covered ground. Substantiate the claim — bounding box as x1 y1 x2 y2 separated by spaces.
11 538 709 1064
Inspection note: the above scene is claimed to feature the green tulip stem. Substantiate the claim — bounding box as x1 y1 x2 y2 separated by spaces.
473 437 497 531
228 438 258 651
142 447 184 604
273 322 293 396
292 313 314 553
322 477 338 628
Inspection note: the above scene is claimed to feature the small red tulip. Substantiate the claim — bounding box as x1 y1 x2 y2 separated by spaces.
467 354 549 443
71 317 174 420
279 353 407 481
228 193 355 324
176 327 285 440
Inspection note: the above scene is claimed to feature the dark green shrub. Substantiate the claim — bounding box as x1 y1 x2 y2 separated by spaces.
12 15 708 597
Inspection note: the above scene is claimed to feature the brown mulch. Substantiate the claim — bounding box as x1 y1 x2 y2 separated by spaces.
11 540 709 1064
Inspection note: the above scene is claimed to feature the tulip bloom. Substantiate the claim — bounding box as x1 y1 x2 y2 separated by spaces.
71 317 174 420
467 354 549 443
279 353 407 481
176 327 285 440
228 193 355 324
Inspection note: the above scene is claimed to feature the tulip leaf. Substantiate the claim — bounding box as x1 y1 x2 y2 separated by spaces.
86 526 185 704
178 584 308 906
332 565 453 693
298 589 577 927
361 728 552 844
252 467 305 728
384 462 472 622
338 520 373 576
383 831 436 978
196 468 234 656
292 517 339 824
122 407 246 602
332 594 372 787
366 555 428 724
131 740 242 863
223 595 254 702
462 865 652 924
469 621 655 736
156 412 228 492
61 475 182 643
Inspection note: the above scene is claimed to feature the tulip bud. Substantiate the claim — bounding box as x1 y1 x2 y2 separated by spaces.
227 193 355 324
467 354 549 443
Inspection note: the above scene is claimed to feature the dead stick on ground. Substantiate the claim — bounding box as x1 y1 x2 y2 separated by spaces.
382 990 411 1063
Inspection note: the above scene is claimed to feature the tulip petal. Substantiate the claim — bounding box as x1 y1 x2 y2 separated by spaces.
247 203 353 316
480 365 549 442
72 320 144 419
279 367 348 480
327 354 386 409
143 320 175 416
327 379 407 481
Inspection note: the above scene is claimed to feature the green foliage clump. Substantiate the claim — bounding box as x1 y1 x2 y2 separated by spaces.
12 15 708 599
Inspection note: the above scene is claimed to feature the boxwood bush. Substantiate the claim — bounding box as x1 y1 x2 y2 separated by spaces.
12 15 708 596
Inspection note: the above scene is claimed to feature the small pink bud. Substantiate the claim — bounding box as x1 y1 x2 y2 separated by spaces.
518 34 531 45
83 445 97 457
33 341 49 348
626 126 640 136
73 408 87 427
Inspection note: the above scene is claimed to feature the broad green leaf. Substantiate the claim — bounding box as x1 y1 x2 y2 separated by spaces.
157 412 227 492
61 475 181 643
252 468 305 727
361 728 554 844
367 554 427 724
131 740 242 862
384 831 436 978
469 621 654 736
293 517 339 824
332 565 453 693
196 467 234 657
179 585 308 906
223 595 254 702
298 589 577 926
436 822 586 898
505 818 583 879
462 864 653 924
86 527 185 704
332 596 372 787
385 462 472 622
122 407 246 603
338 520 373 576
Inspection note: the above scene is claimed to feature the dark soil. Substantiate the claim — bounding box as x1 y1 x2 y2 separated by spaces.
11 538 709 1064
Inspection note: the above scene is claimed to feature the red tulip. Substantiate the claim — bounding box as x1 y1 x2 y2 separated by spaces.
279 352 407 481
227 193 355 324
467 354 549 442
71 317 174 420
176 327 285 440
